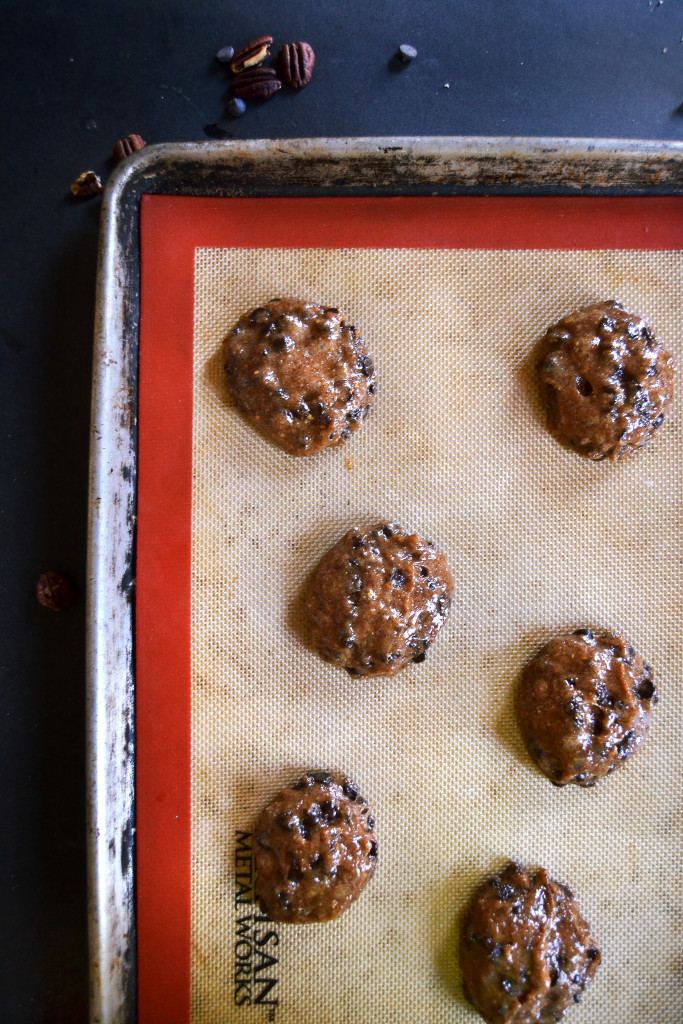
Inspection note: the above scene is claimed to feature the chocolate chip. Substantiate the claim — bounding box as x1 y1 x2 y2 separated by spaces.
368 840 378 858
492 879 516 900
390 568 407 587
616 731 635 758
653 413 664 428
573 628 594 639
276 811 299 830
636 678 655 701
250 307 270 325
226 97 247 118
586 948 599 960
302 807 321 835
256 830 272 849
347 574 362 594
397 43 417 62
310 771 333 785
359 355 374 377
319 800 340 823
216 45 235 63
593 708 607 736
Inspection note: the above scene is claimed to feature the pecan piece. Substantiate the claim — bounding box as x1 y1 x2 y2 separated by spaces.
232 66 281 100
112 133 146 164
70 170 103 199
36 571 74 611
278 41 315 88
230 35 272 74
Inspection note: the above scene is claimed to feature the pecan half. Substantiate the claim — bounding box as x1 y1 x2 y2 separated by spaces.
232 66 281 100
278 41 315 88
112 133 146 164
70 170 103 199
230 35 272 74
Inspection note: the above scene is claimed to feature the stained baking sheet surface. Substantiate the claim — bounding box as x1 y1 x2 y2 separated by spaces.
137 197 683 1024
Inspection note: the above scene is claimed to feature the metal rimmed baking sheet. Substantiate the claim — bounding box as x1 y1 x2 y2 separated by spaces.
88 138 683 1024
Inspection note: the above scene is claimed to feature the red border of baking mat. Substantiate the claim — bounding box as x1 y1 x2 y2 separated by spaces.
137 195 682 1023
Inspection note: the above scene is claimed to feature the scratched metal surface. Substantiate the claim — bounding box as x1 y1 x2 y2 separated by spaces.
88 136 683 1024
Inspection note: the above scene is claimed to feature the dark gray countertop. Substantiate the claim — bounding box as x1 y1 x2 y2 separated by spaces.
1 1 681 1020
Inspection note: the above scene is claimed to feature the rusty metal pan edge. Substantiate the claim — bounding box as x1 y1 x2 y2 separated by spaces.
103 135 683 199
86 135 683 1024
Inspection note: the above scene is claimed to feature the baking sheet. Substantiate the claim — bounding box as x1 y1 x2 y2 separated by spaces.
190 246 683 1022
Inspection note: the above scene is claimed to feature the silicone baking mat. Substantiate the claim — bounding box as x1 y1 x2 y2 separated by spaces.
137 196 683 1024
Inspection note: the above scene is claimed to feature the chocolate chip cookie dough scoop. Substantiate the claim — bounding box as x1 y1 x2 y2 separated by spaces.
460 862 600 1024
222 298 376 455
536 300 675 460
304 522 454 676
517 630 657 787
253 771 378 923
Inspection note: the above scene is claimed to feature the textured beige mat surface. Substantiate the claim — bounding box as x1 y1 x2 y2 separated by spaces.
191 247 682 1023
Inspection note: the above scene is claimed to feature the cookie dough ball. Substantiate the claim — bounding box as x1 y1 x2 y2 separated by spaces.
253 771 377 923
222 298 376 456
304 522 454 676
461 862 600 1024
517 630 657 787
536 300 675 460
